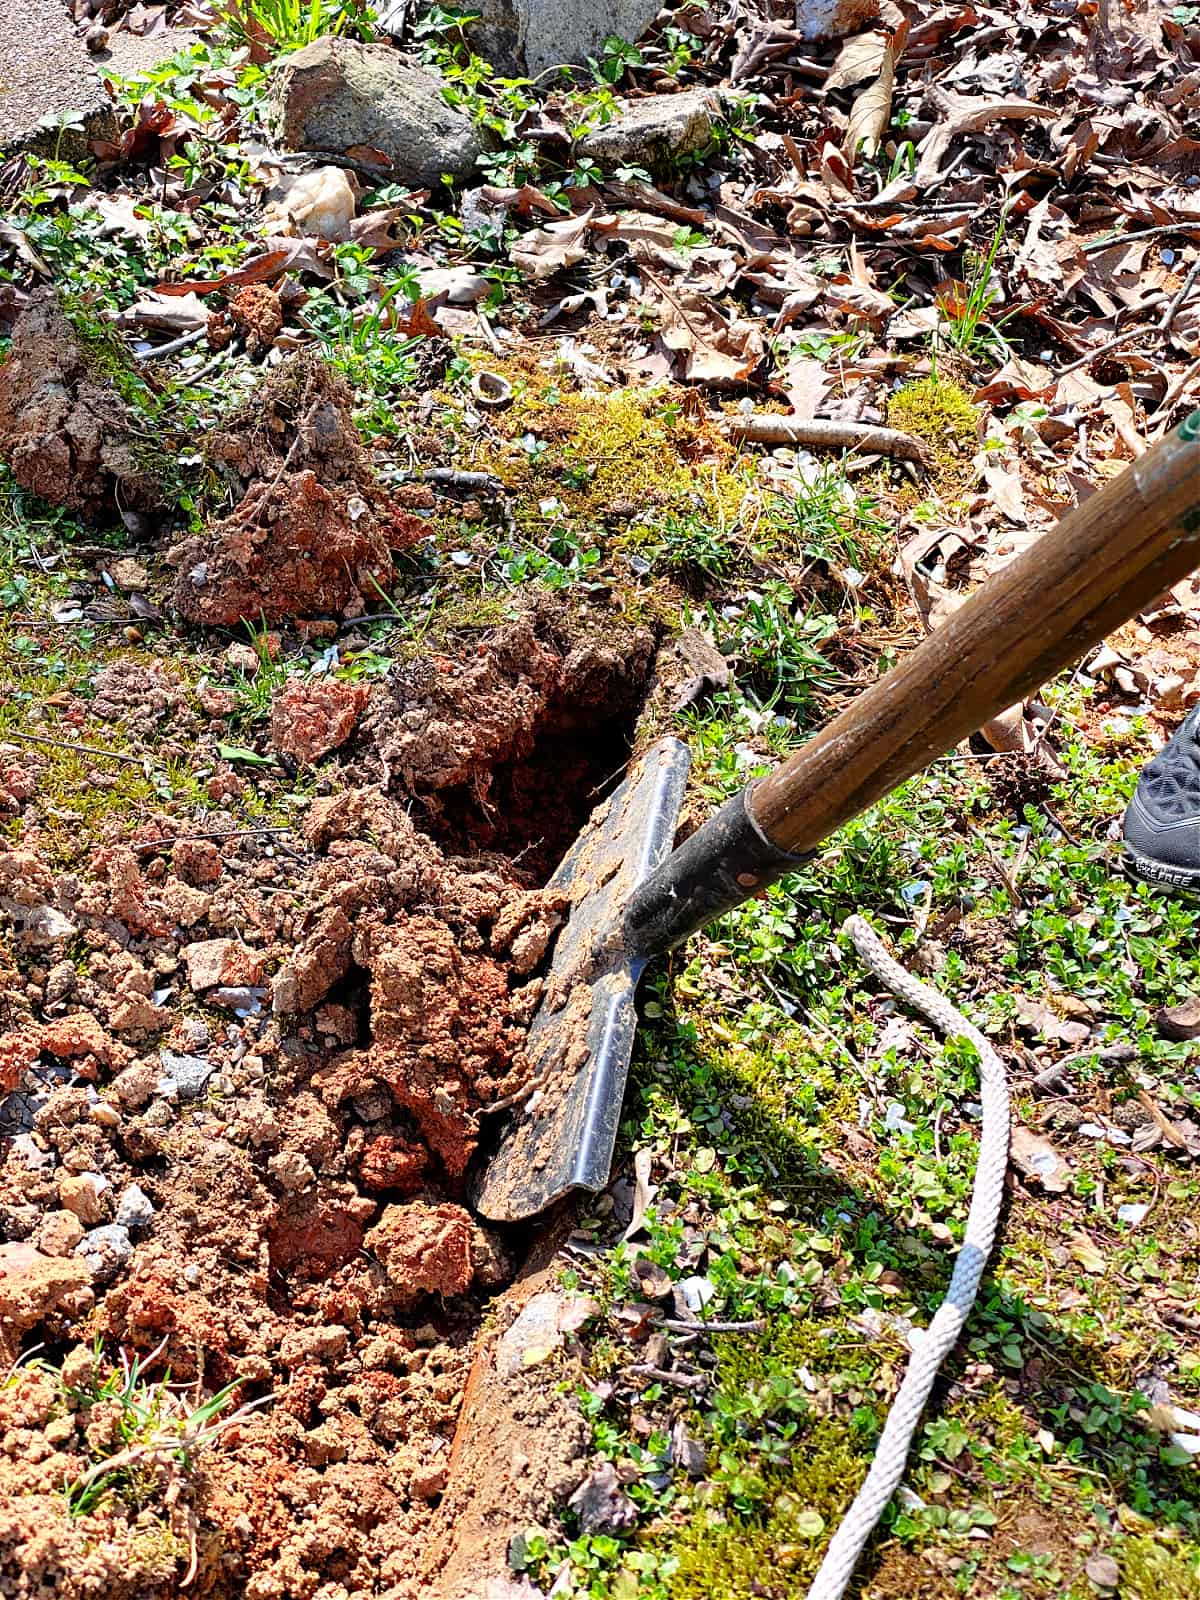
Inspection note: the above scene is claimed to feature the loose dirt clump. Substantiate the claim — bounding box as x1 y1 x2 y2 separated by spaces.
280 783 565 1179
271 676 369 765
366 1199 475 1300
0 288 173 522
168 355 427 626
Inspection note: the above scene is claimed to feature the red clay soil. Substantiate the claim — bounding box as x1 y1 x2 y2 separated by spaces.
167 356 427 626
0 288 172 522
271 676 370 765
362 602 656 874
0 605 652 1598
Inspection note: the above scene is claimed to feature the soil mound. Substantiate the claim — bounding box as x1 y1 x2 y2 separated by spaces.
0 288 172 522
0 601 654 1598
168 356 427 626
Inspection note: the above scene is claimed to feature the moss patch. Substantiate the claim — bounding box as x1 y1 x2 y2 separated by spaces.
887 376 979 503
664 1416 869 1599
465 356 760 553
1121 1534 1200 1599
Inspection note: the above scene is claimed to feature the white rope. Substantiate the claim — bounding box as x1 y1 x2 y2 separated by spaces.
805 915 1011 1600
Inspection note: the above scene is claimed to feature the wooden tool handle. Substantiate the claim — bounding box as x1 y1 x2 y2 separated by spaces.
625 413 1200 961
749 412 1200 855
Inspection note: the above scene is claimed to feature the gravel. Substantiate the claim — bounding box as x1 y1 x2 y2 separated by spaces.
0 0 115 157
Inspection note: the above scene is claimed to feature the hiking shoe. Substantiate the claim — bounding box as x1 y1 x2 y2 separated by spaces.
1123 705 1200 889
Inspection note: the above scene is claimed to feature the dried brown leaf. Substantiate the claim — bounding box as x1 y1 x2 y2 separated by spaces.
843 22 908 163
511 208 594 280
1010 1125 1071 1192
826 29 889 92
652 282 764 384
154 248 294 296
622 1148 656 1242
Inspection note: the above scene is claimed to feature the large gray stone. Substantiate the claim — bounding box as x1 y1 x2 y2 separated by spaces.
578 88 724 177
471 0 662 76
0 0 115 159
267 37 485 188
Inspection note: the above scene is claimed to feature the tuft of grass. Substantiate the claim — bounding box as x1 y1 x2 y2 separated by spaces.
220 0 376 51
935 207 1013 367
228 618 296 725
62 1342 244 1517
7 1338 263 1520
703 582 841 728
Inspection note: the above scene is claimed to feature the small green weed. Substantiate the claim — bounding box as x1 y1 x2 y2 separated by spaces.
227 619 296 723
221 0 375 50
935 207 1014 366
705 583 841 724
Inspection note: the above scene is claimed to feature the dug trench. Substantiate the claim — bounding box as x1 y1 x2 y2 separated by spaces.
0 600 664 1600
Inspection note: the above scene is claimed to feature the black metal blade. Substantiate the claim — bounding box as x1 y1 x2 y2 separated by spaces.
471 737 691 1223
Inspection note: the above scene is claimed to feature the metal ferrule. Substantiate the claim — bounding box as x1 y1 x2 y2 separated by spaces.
621 785 811 959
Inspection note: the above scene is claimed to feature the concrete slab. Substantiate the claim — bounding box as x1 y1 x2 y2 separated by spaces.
0 0 116 159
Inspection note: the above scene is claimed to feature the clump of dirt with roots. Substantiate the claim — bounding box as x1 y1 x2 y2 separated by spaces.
0 594 657 1598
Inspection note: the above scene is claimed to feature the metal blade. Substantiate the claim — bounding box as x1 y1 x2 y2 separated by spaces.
471 737 691 1222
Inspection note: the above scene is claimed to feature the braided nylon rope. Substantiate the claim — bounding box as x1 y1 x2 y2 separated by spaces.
806 915 1012 1600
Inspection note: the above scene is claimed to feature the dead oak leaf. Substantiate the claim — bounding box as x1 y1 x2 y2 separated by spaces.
479 182 564 218
1012 994 1091 1046
511 207 594 281
825 277 896 325
394 297 442 339
826 29 889 92
1010 1125 1071 1193
348 205 409 252
651 282 764 384
81 192 165 243
117 289 209 332
154 246 296 295
843 21 909 164
914 87 1058 185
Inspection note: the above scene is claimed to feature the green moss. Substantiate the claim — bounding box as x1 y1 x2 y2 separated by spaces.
63 300 159 415
464 357 760 551
887 376 978 503
1120 1534 1200 1599
382 589 517 662
59 296 189 505
125 1521 190 1578
665 1417 868 1599
660 1010 860 1187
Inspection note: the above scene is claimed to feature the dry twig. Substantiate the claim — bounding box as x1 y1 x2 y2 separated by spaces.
721 413 930 463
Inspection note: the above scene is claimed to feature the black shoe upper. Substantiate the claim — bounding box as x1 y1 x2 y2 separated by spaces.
1123 704 1200 885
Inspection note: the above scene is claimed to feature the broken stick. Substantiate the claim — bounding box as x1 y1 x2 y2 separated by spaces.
721 413 930 464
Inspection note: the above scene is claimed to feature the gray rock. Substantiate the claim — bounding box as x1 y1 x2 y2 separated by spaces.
114 1183 155 1230
76 1223 133 1283
578 88 724 177
157 1049 214 1100
268 37 485 188
471 0 661 75
19 904 78 945
178 1018 211 1051
1 1092 38 1135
